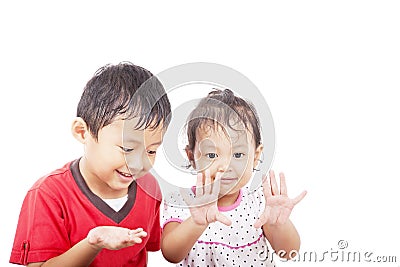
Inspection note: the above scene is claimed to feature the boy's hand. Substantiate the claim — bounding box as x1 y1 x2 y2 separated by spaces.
87 226 147 250
254 170 307 228
181 170 232 227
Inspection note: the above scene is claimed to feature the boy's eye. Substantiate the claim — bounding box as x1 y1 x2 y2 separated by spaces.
233 152 245 159
119 146 134 153
206 153 218 159
147 150 157 155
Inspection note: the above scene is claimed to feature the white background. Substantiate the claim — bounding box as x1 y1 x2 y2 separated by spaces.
1 1 399 266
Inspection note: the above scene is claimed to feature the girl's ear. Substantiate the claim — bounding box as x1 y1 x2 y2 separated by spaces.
253 144 264 168
185 145 196 169
71 117 89 144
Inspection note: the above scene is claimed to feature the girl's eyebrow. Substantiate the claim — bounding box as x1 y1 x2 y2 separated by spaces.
233 144 247 149
200 144 217 149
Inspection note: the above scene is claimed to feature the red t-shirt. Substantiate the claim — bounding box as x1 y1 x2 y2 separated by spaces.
10 159 162 266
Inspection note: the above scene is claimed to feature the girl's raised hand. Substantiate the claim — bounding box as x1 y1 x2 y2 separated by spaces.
181 169 232 227
254 170 307 228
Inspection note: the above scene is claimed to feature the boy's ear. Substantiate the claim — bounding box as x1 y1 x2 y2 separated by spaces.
185 145 196 168
253 144 264 168
71 117 89 144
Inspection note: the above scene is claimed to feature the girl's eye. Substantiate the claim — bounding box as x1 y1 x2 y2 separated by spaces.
119 146 134 153
233 152 245 159
206 153 218 159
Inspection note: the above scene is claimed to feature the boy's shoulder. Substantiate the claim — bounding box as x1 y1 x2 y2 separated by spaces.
29 160 75 193
136 172 162 202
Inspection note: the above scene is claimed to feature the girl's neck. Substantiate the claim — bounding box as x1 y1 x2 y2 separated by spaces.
217 190 240 207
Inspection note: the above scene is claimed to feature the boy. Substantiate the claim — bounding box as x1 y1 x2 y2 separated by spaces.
10 62 171 266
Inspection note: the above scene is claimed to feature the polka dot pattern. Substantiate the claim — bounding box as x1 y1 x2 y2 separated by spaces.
162 187 276 266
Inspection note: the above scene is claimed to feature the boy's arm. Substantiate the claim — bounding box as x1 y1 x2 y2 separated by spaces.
161 218 208 263
26 226 147 267
27 238 100 267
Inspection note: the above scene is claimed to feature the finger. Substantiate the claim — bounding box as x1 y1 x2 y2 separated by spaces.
262 174 272 198
129 228 147 236
133 231 147 238
253 218 263 229
196 172 203 196
180 187 193 206
128 230 147 243
254 209 269 228
216 212 232 226
292 190 307 205
130 237 143 244
204 169 212 194
212 172 222 198
279 172 288 196
129 228 143 234
253 216 265 228
269 170 279 195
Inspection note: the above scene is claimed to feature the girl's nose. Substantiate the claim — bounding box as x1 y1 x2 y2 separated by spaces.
216 157 232 173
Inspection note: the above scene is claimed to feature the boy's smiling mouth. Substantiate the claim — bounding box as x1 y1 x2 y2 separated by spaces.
116 170 134 180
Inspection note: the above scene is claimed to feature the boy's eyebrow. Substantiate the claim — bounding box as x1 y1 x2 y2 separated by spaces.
123 138 162 147
123 138 140 143
147 141 162 147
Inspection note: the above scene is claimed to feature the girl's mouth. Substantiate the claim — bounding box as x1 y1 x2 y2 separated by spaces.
220 177 238 185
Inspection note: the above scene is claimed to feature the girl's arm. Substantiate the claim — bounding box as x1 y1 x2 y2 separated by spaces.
161 170 231 263
254 171 307 259
263 219 301 259
161 218 208 263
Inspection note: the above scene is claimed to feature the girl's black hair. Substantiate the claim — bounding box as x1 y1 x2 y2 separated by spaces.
186 88 261 151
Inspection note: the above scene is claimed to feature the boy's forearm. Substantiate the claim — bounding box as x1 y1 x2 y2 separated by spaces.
263 219 301 259
28 238 101 267
161 217 208 263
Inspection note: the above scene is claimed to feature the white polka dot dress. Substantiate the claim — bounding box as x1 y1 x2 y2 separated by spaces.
162 187 276 267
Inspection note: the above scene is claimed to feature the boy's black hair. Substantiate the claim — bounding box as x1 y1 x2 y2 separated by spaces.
77 62 171 139
186 88 261 151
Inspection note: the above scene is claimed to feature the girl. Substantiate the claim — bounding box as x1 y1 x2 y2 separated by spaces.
161 89 306 266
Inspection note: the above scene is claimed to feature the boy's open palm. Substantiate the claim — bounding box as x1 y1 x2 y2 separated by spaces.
181 170 232 226
254 170 307 228
87 226 147 250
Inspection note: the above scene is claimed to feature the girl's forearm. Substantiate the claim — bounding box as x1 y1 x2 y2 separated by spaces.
263 219 301 259
161 217 208 263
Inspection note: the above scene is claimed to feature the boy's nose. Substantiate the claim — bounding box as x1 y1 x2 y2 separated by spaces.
125 154 147 174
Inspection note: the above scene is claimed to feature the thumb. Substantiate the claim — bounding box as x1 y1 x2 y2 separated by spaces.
292 190 307 205
216 212 232 226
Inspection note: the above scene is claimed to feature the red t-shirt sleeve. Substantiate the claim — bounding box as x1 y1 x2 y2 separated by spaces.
10 181 70 265
145 199 161 252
